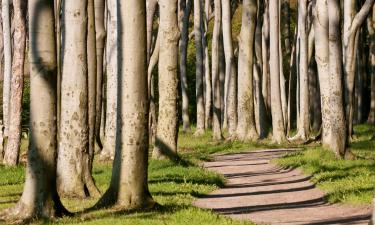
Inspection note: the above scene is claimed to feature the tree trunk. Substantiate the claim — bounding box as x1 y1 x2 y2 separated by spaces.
0 2 4 161
281 0 291 57
178 0 192 132
262 1 271 115
1 0 11 136
58 0 100 198
152 0 180 159
101 0 117 160
147 0 158 63
367 8 375 124
236 0 258 141
203 0 212 130
219 31 226 129
95 0 156 209
222 0 237 138
269 0 286 143
194 0 205 135
211 0 223 140
0 0 69 219
3 0 26 166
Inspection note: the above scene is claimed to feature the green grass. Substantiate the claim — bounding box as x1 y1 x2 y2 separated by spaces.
275 125 375 205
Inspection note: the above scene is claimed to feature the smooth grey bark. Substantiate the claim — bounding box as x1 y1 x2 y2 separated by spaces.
153 0 180 159
236 0 258 141
101 0 117 160
0 0 68 219
194 0 205 135
0 3 4 161
95 0 156 209
203 0 212 129
269 0 286 143
219 31 226 129
367 8 375 124
262 1 271 114
1 0 11 136
148 30 158 144
57 0 100 198
222 0 237 138
178 0 192 132
211 0 223 140
343 0 374 138
3 0 26 166
147 0 158 63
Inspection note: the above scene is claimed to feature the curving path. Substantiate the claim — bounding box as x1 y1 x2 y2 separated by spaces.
194 149 372 225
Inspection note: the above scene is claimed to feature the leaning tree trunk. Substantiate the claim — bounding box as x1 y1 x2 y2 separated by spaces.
1 0 11 136
152 0 180 159
343 0 374 138
57 0 100 198
236 0 258 141
2 0 26 166
95 0 156 209
0 0 68 220
269 0 286 143
222 0 237 138
211 0 223 140
367 8 375 124
101 0 117 161
203 0 212 130
178 0 192 132
194 0 205 135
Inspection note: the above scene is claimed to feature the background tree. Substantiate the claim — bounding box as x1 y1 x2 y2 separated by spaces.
2 0 11 137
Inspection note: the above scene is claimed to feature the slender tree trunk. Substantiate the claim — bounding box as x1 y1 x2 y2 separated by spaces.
194 0 205 135
269 0 286 143
287 28 297 134
0 0 69 219
222 0 237 138
219 31 226 129
211 0 223 140
281 0 291 56
203 0 212 129
236 0 258 141
367 8 375 124
58 0 100 198
178 0 192 132
101 0 117 160
147 0 158 63
3 0 26 166
95 0 156 209
0 3 4 161
2 0 11 136
152 0 180 159
262 1 271 114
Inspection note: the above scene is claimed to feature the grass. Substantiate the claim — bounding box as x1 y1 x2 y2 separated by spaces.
275 124 375 205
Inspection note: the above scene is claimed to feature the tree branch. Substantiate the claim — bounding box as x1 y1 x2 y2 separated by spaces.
350 0 374 34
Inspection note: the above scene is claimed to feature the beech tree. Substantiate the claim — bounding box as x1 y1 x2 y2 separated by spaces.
203 0 212 129
368 8 375 124
95 0 156 209
0 0 68 220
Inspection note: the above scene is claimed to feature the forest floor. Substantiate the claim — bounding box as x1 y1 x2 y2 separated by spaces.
0 125 374 224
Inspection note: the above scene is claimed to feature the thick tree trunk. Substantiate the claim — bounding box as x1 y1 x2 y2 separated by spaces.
3 0 26 166
194 0 205 135
58 0 100 198
152 0 180 159
236 0 258 141
367 8 375 124
95 0 156 209
211 0 223 140
178 0 192 132
0 0 69 219
101 0 117 160
1 0 11 136
203 0 212 130
269 0 286 143
222 0 237 138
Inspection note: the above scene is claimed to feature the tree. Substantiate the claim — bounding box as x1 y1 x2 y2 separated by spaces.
236 0 258 141
343 0 374 138
269 0 286 143
194 0 205 135
222 0 237 138
203 0 212 130
152 0 180 159
101 0 117 160
57 0 100 198
0 0 68 220
3 0 26 166
211 0 223 140
367 7 375 124
1 0 11 137
95 0 156 209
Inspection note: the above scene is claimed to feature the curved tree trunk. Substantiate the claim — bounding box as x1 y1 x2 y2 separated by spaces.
152 0 180 159
194 0 205 136
178 0 192 132
58 0 100 198
269 0 286 143
222 0 237 138
3 0 26 166
236 0 258 141
211 0 223 140
101 0 117 160
1 0 11 136
95 0 156 209
0 0 69 219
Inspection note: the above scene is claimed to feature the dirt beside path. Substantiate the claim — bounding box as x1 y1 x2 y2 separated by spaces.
194 149 372 225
